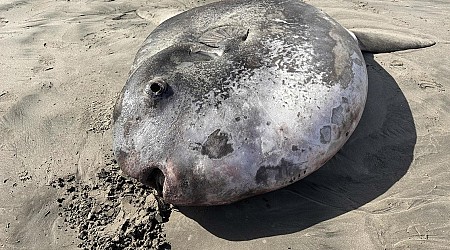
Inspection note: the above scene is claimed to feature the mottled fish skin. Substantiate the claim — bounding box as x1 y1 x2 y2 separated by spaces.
113 0 368 206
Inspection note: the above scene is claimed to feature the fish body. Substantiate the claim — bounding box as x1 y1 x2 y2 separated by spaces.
113 0 368 205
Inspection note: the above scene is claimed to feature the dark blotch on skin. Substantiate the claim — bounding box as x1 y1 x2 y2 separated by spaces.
331 105 344 125
255 159 294 185
292 145 299 151
201 129 234 159
320 125 331 144
331 97 348 126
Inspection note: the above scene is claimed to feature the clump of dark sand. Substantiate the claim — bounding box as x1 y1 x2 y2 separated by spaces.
52 160 171 250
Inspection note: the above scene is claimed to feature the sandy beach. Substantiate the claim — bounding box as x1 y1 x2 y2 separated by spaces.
1 0 449 249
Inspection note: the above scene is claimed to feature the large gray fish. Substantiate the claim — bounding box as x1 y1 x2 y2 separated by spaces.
113 0 434 205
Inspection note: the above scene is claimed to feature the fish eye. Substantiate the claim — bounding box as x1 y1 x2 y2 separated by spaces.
146 77 167 96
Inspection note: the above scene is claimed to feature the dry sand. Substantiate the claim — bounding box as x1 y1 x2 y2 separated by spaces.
0 0 449 249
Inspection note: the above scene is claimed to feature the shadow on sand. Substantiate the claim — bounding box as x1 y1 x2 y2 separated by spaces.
177 54 417 240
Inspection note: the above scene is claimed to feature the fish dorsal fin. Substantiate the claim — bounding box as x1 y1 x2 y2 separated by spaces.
199 25 249 48
349 28 436 53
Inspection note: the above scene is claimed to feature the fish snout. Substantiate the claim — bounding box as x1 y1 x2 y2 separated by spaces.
116 149 167 196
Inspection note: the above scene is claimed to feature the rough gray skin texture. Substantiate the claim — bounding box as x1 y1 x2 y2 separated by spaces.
113 0 368 205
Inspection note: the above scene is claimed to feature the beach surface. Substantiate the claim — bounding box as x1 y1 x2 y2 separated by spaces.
0 0 449 249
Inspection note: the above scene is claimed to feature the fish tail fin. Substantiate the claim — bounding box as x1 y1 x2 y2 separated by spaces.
348 28 436 53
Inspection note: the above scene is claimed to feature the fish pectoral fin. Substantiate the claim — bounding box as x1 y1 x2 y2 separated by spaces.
190 44 224 58
349 28 436 53
189 25 249 58
198 25 249 50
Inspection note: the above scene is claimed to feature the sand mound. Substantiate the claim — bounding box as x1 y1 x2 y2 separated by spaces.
52 159 172 250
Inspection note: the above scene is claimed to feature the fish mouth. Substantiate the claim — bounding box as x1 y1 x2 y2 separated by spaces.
134 165 166 197
115 149 166 196
140 167 165 195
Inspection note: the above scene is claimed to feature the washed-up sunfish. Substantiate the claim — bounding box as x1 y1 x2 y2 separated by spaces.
113 0 434 205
